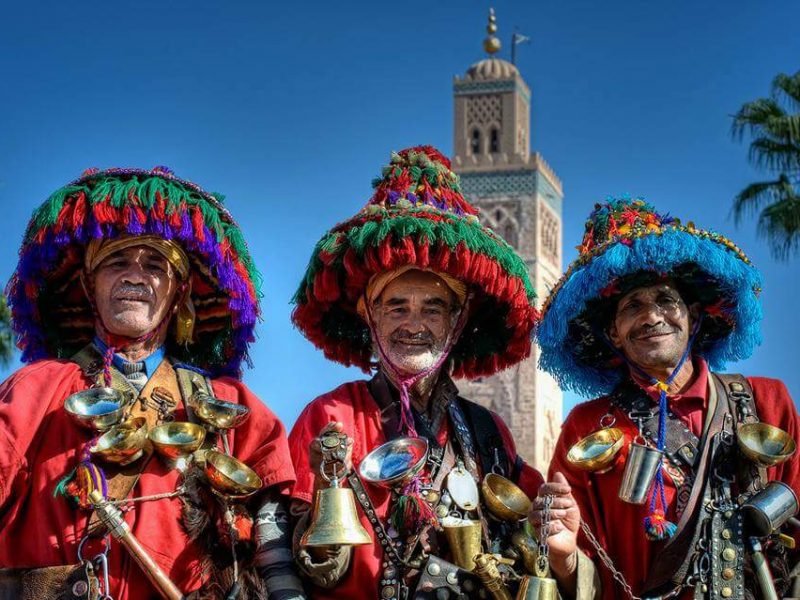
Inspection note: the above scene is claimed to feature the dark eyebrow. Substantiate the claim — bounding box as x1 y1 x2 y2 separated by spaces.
382 296 410 307
423 297 450 308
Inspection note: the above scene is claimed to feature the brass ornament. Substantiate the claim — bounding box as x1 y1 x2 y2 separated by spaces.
566 427 624 473
737 422 796 467
90 417 149 465
64 387 131 432
149 421 206 460
302 430 371 547
482 473 532 522
189 390 250 431
359 436 428 488
204 449 263 499
441 516 482 571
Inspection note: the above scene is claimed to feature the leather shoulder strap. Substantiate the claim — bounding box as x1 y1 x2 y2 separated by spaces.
457 398 513 480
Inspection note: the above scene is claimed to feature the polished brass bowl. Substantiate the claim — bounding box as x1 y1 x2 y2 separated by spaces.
481 473 533 522
359 437 428 488
90 417 149 465
149 422 207 460
64 387 130 431
566 427 625 472
204 449 263 498
189 391 250 431
738 422 796 467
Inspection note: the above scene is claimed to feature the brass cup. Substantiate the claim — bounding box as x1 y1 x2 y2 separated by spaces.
189 391 250 431
481 473 532 522
566 427 624 473
738 422 797 467
64 387 130 432
149 422 207 460
441 516 483 572
204 449 263 499
90 417 149 465
359 437 429 488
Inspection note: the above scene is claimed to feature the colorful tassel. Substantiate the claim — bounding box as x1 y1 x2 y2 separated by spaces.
389 477 438 538
54 441 107 510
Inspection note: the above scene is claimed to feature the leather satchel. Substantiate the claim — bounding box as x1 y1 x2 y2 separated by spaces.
0 564 99 600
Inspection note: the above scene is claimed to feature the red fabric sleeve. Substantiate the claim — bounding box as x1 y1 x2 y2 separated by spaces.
548 399 615 563
211 377 296 496
491 412 545 499
0 360 85 511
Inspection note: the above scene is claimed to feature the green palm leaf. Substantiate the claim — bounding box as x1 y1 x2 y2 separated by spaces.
0 295 15 367
732 71 800 260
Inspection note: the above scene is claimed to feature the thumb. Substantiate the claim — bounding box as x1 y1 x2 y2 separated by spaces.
553 471 568 485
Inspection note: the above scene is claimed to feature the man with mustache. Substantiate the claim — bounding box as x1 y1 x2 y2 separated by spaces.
532 199 800 599
288 147 547 599
0 167 305 600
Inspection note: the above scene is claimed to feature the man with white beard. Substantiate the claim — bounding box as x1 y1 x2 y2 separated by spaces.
287 146 550 600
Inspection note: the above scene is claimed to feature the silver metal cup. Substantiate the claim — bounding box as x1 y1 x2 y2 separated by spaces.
618 441 663 505
743 481 799 536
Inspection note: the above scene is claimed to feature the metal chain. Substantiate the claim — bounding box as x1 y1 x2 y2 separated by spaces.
579 518 642 600
536 494 553 574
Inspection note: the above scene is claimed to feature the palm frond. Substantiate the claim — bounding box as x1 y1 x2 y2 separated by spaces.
757 193 800 260
748 137 800 173
773 71 800 111
0 295 14 367
732 98 784 140
732 177 789 224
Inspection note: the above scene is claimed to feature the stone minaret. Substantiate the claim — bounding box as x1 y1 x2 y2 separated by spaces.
452 9 564 473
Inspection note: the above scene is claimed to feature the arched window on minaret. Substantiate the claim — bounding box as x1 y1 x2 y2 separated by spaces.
490 128 500 153
471 129 482 155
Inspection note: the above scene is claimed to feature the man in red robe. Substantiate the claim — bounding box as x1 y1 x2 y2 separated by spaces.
0 167 304 600
289 147 547 600
533 198 800 599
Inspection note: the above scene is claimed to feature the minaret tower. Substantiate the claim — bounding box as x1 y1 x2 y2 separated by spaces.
452 9 564 472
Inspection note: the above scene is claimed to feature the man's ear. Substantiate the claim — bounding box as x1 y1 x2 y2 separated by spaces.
607 320 622 349
688 303 702 328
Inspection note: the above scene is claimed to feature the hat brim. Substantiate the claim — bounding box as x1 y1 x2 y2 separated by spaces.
292 206 538 379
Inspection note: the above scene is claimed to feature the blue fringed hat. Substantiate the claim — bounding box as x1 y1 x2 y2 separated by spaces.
537 198 763 398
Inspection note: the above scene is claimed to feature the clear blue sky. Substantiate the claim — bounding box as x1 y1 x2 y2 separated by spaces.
1 0 798 429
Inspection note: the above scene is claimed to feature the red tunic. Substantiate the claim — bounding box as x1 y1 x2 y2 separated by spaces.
549 358 800 599
0 359 295 600
288 379 544 600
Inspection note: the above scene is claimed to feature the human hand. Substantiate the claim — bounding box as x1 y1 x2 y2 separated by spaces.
309 421 353 486
528 471 581 579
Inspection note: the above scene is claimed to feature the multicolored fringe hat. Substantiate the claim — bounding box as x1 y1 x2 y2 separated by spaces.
539 197 762 541
7 166 261 377
537 197 763 399
291 145 538 379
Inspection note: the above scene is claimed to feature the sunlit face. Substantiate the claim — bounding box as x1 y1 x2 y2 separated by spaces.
370 270 460 375
608 281 699 372
91 245 180 339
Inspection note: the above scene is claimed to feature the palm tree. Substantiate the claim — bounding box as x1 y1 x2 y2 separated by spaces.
732 71 800 260
0 294 14 366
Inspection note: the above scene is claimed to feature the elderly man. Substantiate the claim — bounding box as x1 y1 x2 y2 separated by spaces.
533 198 800 599
288 146 545 600
0 167 304 600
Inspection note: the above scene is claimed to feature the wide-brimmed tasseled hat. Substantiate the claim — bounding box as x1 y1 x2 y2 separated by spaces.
7 166 261 377
537 197 763 397
291 145 538 379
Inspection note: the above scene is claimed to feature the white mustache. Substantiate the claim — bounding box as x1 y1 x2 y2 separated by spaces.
113 284 154 301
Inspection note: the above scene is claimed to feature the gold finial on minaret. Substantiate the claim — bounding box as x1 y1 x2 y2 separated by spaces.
483 8 501 55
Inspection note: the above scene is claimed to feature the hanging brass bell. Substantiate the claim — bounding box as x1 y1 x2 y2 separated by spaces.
516 558 558 600
301 479 372 547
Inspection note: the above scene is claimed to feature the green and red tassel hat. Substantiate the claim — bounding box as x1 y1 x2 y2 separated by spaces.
291 145 538 378
7 166 261 377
